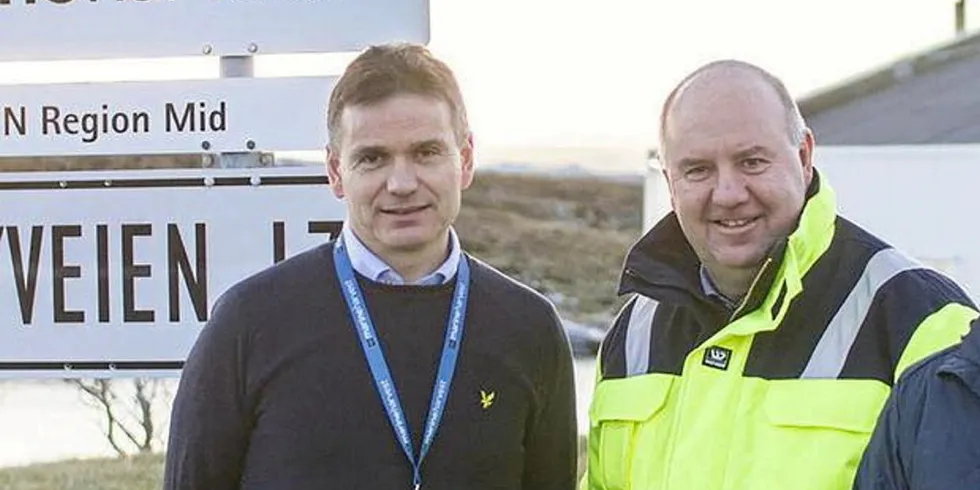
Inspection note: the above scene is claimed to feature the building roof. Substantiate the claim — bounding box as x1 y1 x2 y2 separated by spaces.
799 30 980 145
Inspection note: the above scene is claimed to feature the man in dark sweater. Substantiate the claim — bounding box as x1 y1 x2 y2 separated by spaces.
163 43 578 489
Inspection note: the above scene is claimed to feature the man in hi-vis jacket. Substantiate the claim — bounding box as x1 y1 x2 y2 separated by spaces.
581 60 978 490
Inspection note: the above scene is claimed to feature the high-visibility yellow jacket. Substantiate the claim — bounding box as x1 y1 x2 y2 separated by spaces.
582 170 978 490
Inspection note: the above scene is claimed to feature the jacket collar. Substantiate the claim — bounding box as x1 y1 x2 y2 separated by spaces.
938 320 980 397
619 169 837 319
962 321 980 365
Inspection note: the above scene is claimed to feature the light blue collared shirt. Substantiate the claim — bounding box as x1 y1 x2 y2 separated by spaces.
699 264 737 309
341 224 461 286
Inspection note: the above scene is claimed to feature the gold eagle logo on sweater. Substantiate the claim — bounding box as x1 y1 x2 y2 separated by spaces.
479 390 496 410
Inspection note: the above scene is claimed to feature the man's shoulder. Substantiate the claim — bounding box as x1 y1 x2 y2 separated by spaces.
896 343 960 388
463 254 572 362
466 254 557 312
217 242 333 311
887 340 980 442
593 293 656 379
894 327 980 396
924 324 980 386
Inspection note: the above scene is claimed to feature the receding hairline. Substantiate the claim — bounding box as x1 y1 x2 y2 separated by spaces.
658 60 807 155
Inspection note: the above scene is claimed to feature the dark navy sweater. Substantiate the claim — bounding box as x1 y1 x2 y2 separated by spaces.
163 243 577 490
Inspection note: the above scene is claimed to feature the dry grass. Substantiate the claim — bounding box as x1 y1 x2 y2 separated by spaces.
464 171 642 233
0 444 589 488
459 171 644 322
0 454 164 490
0 158 179 488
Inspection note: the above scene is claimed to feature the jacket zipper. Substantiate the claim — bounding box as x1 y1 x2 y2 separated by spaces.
728 257 774 323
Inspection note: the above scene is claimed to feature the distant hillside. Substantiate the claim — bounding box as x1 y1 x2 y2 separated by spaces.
458 170 644 325
477 144 648 178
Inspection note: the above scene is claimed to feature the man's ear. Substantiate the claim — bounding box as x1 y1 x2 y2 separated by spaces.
460 132 475 190
326 146 345 199
662 167 678 211
799 128 815 186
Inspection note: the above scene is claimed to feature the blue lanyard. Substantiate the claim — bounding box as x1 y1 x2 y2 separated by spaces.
333 238 470 489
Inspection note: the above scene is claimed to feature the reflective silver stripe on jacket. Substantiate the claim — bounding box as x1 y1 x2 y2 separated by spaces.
625 295 659 377
801 247 925 379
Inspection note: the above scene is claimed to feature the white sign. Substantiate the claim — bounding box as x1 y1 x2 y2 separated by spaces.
0 77 334 157
0 166 347 378
0 0 429 61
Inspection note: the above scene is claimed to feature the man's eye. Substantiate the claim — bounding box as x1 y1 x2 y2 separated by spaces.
742 158 768 172
685 166 709 180
356 154 383 167
417 147 442 159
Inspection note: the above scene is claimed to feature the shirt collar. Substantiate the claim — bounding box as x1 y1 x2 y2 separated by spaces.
699 264 737 309
341 223 461 286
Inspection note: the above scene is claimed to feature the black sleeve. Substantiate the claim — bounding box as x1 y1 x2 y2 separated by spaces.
522 305 578 490
163 290 253 490
852 381 913 490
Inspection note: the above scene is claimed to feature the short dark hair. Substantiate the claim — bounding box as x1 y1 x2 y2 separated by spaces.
327 42 469 151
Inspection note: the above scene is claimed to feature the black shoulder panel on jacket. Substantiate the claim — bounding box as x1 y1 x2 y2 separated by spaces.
599 297 636 380
841 267 975 384
745 218 883 379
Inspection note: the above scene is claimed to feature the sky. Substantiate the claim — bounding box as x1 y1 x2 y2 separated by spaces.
1 0 978 173
432 0 964 147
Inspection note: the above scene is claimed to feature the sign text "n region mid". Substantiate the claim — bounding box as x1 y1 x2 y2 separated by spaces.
2 102 226 144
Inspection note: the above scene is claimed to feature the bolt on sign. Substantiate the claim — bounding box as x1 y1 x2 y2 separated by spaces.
0 0 430 61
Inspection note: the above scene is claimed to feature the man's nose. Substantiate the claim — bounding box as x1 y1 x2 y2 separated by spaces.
711 166 750 207
386 158 419 195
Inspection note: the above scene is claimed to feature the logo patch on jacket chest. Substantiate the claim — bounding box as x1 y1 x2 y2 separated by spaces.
702 346 732 370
